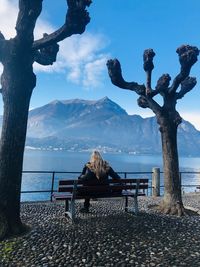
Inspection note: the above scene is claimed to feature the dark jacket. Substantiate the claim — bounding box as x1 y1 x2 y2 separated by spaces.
78 161 121 186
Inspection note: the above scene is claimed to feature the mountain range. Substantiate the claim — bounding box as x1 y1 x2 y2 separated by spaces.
17 96 200 156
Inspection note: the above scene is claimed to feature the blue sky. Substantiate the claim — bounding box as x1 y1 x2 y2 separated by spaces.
0 0 200 129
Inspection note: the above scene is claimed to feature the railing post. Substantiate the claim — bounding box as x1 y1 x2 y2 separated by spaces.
50 172 55 202
179 172 184 195
152 167 160 197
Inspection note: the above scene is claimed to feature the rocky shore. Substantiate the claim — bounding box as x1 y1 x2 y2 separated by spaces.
0 195 200 267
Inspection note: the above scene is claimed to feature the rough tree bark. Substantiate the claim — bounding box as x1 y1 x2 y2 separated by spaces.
107 45 199 216
0 0 92 240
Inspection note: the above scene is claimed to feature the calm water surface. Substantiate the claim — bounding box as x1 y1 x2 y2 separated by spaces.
21 150 200 201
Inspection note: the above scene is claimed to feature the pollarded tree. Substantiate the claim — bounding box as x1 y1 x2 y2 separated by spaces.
0 0 92 240
107 45 199 216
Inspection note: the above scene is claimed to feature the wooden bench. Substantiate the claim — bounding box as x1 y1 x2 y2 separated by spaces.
52 178 149 220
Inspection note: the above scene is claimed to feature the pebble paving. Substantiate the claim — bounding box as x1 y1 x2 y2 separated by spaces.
0 194 200 267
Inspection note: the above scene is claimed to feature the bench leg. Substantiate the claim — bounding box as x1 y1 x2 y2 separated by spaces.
70 199 75 220
65 200 76 221
133 196 139 215
125 196 128 212
65 200 69 213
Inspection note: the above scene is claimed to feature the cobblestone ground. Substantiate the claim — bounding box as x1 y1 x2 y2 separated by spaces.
0 195 200 267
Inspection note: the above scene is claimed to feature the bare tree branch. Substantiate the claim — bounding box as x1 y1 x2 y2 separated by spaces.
169 45 199 94
143 49 155 94
107 59 145 95
34 34 59 65
176 77 197 100
32 0 92 50
174 111 182 126
107 44 198 125
15 0 43 43
150 74 171 97
137 95 162 114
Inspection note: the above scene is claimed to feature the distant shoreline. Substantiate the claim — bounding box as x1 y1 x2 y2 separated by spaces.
24 146 200 158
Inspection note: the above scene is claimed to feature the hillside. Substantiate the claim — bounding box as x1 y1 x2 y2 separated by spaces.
22 97 200 155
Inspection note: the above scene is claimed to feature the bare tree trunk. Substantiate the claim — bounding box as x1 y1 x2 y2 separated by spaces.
107 45 199 216
0 58 35 238
0 0 91 240
159 121 184 216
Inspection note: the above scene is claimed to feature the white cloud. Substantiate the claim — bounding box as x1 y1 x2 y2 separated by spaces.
0 0 18 38
0 0 54 39
0 0 109 88
37 33 110 88
34 20 54 40
83 57 107 87
67 66 81 84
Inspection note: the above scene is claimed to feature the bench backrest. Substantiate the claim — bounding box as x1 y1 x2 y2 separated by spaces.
57 178 148 194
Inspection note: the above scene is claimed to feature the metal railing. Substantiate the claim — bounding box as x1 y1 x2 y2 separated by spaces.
20 170 200 202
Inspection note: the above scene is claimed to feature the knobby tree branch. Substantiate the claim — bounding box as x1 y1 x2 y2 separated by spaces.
143 49 155 95
32 0 92 50
107 44 198 118
176 77 197 100
150 74 171 97
169 45 199 94
106 59 146 95
15 0 43 44
137 95 162 115
34 34 59 66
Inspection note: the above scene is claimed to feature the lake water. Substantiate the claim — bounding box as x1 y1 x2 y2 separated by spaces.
21 150 200 201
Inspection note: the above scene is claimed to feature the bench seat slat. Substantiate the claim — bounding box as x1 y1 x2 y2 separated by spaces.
52 191 146 200
52 192 72 200
59 178 148 186
58 184 148 193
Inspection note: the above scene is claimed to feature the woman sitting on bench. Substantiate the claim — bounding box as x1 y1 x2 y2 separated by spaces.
78 150 121 213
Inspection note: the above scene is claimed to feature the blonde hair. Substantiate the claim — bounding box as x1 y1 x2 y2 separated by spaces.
88 150 109 179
